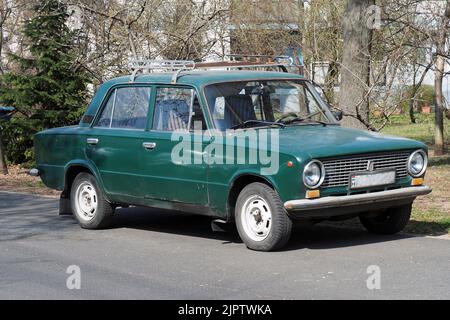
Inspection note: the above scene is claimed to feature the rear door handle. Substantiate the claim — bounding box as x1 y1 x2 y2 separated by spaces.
143 142 156 150
87 138 99 145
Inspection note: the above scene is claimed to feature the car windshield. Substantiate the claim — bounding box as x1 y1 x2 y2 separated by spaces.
204 80 335 131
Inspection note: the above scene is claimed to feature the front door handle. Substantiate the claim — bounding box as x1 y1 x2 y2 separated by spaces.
143 142 156 150
87 138 99 145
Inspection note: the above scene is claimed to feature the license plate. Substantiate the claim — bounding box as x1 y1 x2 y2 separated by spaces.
350 170 396 189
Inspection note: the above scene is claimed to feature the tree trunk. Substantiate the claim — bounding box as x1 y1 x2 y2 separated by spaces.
409 61 433 124
434 53 445 156
339 0 375 129
409 66 417 124
0 137 8 175
409 100 416 124
0 8 9 174
324 61 339 105
434 0 450 156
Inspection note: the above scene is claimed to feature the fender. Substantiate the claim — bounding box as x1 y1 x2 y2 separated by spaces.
225 170 282 222
63 159 109 201
229 170 281 195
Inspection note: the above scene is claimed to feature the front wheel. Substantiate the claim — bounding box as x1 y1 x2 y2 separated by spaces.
359 203 412 235
70 172 115 229
235 183 292 251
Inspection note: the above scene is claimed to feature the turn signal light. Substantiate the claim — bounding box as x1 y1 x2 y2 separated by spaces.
306 190 320 199
411 178 424 186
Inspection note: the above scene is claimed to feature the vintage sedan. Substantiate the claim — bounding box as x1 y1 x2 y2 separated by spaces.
33 60 432 251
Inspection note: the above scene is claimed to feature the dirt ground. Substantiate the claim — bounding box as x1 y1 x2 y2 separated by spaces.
416 165 450 213
0 165 59 196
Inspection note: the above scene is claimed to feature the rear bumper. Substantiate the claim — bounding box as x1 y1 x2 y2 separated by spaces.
29 168 39 177
284 186 432 219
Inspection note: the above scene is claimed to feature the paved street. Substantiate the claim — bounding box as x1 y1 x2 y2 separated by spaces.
0 191 449 300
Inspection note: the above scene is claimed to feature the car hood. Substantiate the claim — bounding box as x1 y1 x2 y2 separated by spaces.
274 125 426 161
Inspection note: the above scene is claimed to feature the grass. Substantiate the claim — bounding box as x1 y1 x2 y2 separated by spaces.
408 208 450 236
380 113 450 152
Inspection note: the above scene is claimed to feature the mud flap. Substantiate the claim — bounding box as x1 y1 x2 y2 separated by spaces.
59 192 72 215
211 219 229 232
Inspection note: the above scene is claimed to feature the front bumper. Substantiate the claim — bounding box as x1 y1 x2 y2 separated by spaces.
284 186 432 219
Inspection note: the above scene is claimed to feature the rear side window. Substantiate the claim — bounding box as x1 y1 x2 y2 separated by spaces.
153 87 206 131
96 91 115 127
95 87 151 130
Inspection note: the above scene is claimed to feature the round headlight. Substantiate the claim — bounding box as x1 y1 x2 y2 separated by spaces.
303 160 325 189
407 150 427 177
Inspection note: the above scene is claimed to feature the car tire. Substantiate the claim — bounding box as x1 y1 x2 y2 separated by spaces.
70 172 115 229
359 203 412 235
235 182 292 251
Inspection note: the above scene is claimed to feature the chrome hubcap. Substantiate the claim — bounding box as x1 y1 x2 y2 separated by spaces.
75 182 98 221
241 195 272 241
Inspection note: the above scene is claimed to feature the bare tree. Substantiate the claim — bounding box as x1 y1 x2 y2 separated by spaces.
408 60 432 124
63 0 229 87
433 0 450 155
229 0 302 56
303 0 345 105
0 0 12 174
377 0 449 153
339 0 375 129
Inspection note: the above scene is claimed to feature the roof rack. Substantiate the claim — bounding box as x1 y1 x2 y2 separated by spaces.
228 54 293 64
129 60 196 82
128 55 300 83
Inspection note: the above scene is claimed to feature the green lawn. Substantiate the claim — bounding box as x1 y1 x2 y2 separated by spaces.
408 207 450 236
380 113 450 149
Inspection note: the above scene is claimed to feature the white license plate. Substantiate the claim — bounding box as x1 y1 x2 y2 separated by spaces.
350 171 396 189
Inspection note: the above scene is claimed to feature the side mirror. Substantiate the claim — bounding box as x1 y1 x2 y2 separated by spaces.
332 111 343 121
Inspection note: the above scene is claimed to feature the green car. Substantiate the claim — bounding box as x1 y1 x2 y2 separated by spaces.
33 60 432 251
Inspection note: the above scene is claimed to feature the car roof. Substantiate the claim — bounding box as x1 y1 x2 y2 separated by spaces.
103 70 305 88
81 70 305 126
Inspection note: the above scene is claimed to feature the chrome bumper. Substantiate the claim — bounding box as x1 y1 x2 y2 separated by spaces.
284 186 432 212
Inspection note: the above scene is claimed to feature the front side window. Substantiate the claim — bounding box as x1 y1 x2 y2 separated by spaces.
95 87 151 130
204 80 334 131
153 87 206 131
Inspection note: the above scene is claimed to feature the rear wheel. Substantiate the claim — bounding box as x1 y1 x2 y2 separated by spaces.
235 182 292 251
70 172 115 229
359 203 412 235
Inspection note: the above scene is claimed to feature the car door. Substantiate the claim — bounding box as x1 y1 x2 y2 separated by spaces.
86 85 152 203
140 86 210 205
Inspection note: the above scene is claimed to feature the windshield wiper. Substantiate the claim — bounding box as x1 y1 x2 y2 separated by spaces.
230 120 285 130
283 117 328 127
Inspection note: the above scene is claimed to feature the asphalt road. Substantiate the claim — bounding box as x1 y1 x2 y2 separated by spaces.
0 191 449 300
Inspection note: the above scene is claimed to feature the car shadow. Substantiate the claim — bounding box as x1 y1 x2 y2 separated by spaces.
284 223 414 251
112 206 417 252
112 206 242 244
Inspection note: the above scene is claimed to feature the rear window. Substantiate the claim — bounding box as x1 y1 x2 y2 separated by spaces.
95 87 151 130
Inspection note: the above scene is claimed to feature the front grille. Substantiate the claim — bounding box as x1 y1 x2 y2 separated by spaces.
321 151 411 188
